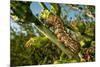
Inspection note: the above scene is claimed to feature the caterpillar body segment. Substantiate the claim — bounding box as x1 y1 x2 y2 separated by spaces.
46 15 80 54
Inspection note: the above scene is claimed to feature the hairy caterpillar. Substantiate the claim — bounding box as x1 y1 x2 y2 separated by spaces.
45 15 80 54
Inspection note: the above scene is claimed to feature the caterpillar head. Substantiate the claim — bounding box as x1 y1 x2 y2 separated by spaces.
39 9 55 26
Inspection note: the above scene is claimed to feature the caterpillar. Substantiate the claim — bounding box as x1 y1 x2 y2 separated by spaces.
45 14 80 54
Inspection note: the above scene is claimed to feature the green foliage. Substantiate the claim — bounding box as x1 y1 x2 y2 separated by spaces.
78 22 86 33
25 37 49 48
11 33 62 66
11 33 33 66
11 1 35 23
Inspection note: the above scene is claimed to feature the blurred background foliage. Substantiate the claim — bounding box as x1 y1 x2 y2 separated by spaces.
10 1 95 66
